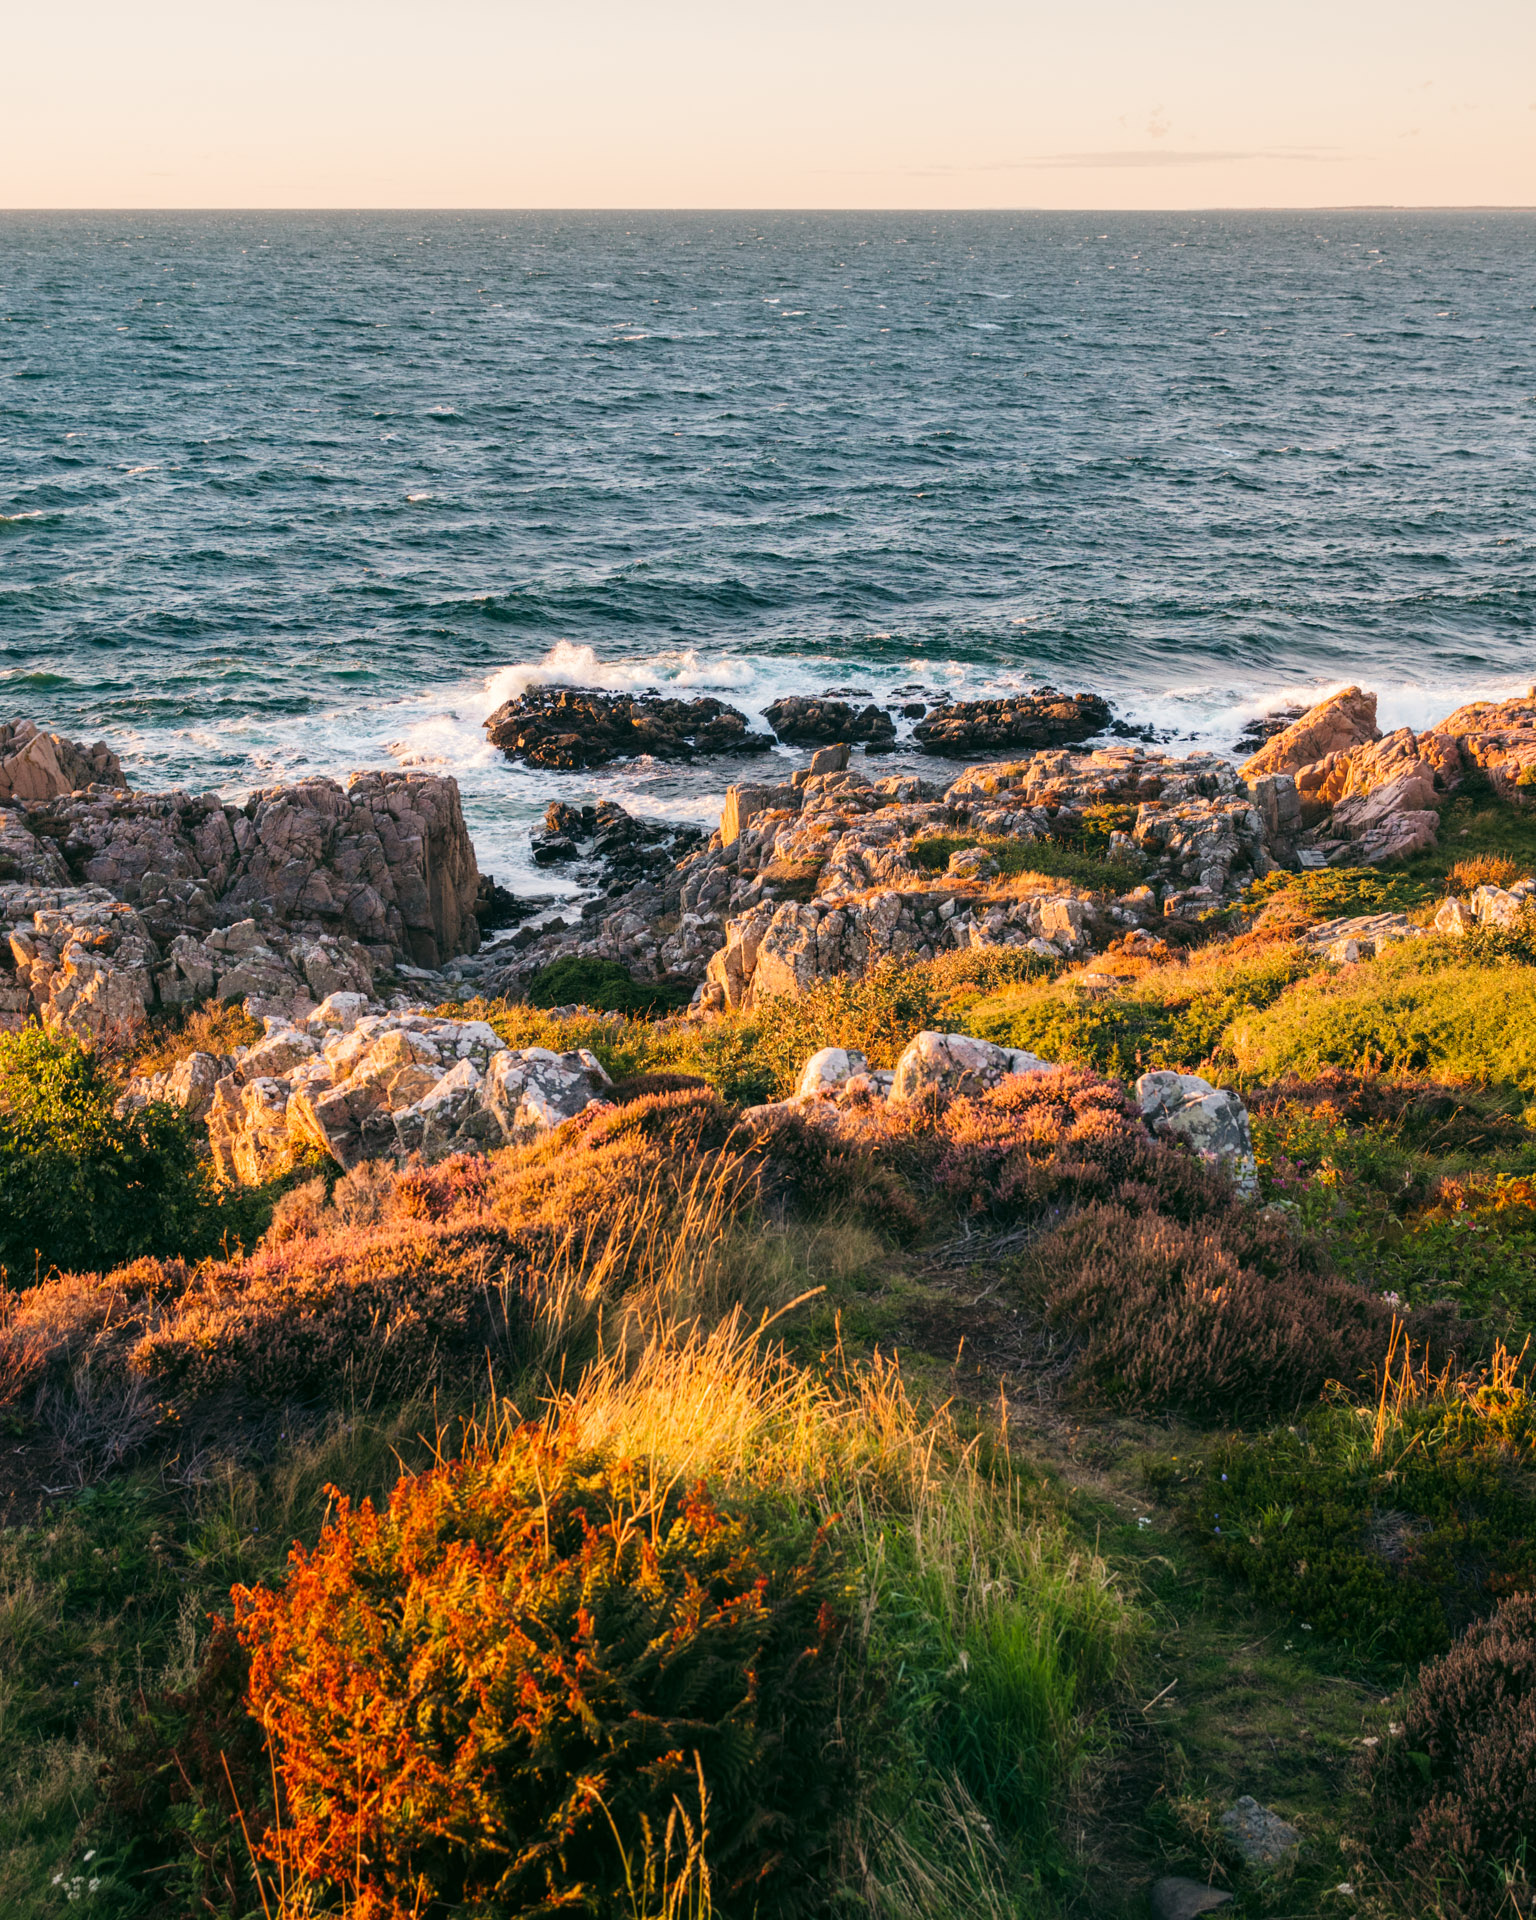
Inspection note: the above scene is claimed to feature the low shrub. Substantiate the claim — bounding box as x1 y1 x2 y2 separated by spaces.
0 1027 217 1281
1151 1336 1536 1664
1361 1592 1536 1918
1227 940 1536 1090
525 954 694 1016
127 999 263 1078
910 831 1140 894
1032 1200 1409 1421
1243 867 1434 929
233 1427 850 1920
963 941 1314 1080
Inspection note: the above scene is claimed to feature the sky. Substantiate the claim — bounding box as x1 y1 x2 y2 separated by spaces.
5 0 1533 209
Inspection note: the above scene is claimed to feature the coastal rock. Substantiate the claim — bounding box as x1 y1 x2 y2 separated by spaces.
1435 691 1536 802
1470 879 1536 930
2 889 160 1043
912 690 1111 757
1239 686 1380 784
1304 912 1425 963
1137 1070 1257 1196
763 695 896 748
890 1030 1052 1103
484 687 773 769
530 800 706 885
203 1006 614 1182
1434 895 1478 935
117 1049 229 1125
1216 1796 1301 1868
1326 805 1439 867
0 718 126 803
4 769 480 972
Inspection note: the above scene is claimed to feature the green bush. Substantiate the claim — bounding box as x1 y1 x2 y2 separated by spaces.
964 944 1313 1080
910 831 1140 895
1228 942 1536 1091
0 1027 216 1279
525 954 693 1016
1244 866 1435 924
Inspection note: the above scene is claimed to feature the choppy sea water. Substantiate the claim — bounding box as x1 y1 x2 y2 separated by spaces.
1 210 1533 892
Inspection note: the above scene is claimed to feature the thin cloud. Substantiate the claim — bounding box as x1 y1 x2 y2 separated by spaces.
912 148 1344 175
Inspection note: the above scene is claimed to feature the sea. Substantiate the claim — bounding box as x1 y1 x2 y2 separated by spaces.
2 210 1533 896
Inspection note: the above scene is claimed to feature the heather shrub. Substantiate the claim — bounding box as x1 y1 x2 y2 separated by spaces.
1151 1337 1536 1663
234 1426 850 1920
1243 866 1434 928
0 1026 217 1280
1361 1593 1536 1918
1028 1199 1405 1420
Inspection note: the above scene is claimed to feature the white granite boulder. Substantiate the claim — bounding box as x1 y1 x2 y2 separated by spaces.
890 1030 1052 1105
1137 1069 1257 1196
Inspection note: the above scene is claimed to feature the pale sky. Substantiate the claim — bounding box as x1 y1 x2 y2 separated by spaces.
5 0 1533 209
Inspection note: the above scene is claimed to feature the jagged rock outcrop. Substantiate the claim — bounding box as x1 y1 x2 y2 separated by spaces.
484 688 773 769
530 800 705 886
0 719 125 803
0 880 377 1040
1303 913 1426 963
911 690 1111 757
1239 686 1381 785
1136 1069 1257 1196
167 995 614 1183
470 745 1275 1008
0 765 479 1037
1435 692 1536 802
763 696 895 748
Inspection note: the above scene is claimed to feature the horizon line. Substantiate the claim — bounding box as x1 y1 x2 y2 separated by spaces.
2 203 1535 216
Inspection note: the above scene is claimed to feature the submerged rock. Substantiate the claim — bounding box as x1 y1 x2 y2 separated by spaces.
485 687 773 768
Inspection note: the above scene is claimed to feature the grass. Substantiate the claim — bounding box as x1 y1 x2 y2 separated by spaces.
910 832 1142 896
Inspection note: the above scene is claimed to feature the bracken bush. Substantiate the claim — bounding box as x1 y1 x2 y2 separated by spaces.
233 1425 850 1920
1360 1593 1536 1918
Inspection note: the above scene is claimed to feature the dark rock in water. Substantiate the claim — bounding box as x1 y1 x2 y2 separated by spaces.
764 695 897 749
530 799 706 889
1107 716 1164 744
911 689 1112 757
485 687 773 768
474 875 541 932
1233 704 1307 758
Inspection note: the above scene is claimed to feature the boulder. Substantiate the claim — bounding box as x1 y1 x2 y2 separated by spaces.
1470 879 1536 930
1239 686 1379 783
1149 1879 1233 1920
484 687 773 768
890 1030 1052 1104
1433 895 1478 935
0 718 125 802
203 1008 614 1182
1216 1796 1301 1868
1304 912 1424 963
912 690 1111 757
117 1049 228 1124
763 696 896 748
796 1046 872 1098
1434 691 1536 802
1136 1070 1257 1196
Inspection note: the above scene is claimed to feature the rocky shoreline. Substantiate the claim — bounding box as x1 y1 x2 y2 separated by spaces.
5 681 1535 1185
